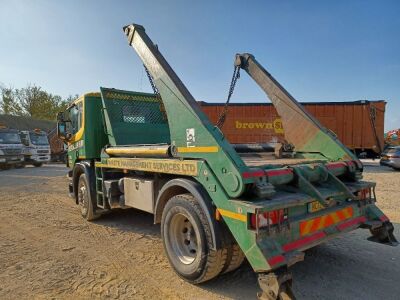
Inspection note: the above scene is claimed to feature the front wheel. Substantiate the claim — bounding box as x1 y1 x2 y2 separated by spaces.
33 163 43 167
77 174 98 221
161 194 227 284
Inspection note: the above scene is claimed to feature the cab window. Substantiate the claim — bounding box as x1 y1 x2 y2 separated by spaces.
68 102 83 135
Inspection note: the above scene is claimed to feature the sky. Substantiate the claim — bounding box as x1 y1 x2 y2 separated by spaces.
0 0 399 130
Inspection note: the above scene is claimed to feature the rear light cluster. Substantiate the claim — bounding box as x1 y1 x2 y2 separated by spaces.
357 188 371 200
250 209 288 229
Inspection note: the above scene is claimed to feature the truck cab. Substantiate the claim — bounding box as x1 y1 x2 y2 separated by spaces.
19 129 51 167
0 125 24 169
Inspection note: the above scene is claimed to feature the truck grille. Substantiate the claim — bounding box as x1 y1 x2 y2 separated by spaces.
3 148 22 155
37 150 49 154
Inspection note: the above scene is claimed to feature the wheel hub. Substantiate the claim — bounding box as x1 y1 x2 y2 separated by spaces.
169 213 199 264
78 183 88 216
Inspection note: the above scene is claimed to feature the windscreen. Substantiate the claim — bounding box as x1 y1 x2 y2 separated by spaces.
0 132 21 144
29 133 49 145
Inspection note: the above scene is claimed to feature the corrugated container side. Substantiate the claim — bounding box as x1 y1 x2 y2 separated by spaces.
199 101 386 153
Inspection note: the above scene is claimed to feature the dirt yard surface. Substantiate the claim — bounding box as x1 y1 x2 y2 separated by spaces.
0 161 399 299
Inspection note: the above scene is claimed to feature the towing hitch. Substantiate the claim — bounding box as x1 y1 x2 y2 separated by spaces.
257 267 295 300
367 221 398 246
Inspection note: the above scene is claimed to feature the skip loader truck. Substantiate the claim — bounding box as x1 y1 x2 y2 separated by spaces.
20 129 51 167
57 24 397 299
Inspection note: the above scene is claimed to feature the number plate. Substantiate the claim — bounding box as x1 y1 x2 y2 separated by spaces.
308 201 325 213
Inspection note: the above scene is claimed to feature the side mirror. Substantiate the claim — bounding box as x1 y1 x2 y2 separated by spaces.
57 121 69 141
57 112 65 122
22 139 29 146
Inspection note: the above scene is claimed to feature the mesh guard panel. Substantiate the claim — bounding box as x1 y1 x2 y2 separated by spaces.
100 88 170 146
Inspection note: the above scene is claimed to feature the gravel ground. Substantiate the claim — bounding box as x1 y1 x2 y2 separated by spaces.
0 162 399 299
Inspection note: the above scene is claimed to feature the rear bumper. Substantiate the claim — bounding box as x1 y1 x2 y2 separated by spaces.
255 202 395 271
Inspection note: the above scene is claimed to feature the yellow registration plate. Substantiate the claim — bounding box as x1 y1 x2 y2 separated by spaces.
308 201 325 213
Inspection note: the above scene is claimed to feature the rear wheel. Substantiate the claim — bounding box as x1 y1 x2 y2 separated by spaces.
161 194 227 283
77 174 98 221
33 162 43 167
222 242 245 274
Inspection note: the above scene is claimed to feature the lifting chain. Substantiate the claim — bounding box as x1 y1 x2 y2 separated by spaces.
216 65 241 129
144 64 168 120
144 64 160 98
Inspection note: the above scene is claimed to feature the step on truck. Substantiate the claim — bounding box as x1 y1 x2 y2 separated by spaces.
57 24 397 299
20 129 51 167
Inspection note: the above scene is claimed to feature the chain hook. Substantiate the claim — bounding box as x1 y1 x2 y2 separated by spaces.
216 65 241 128
143 64 168 121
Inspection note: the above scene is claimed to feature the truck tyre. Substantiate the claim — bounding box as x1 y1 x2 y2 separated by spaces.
221 243 245 274
15 164 25 168
77 173 98 221
33 163 43 167
161 193 227 283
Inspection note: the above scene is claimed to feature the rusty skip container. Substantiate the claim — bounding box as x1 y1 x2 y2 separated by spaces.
48 128 67 162
199 100 386 154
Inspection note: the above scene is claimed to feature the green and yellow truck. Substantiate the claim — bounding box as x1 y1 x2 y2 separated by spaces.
57 24 397 299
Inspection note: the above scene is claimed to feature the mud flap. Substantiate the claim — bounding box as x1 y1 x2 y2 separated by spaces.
68 170 74 198
367 221 398 246
257 268 295 300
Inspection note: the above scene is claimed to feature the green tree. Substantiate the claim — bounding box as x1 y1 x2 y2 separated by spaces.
1 84 78 121
0 86 23 115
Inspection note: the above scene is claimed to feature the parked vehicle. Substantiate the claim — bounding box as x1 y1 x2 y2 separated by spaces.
48 128 67 162
19 129 51 167
0 123 24 169
380 146 400 170
199 100 386 157
57 24 397 299
384 128 400 147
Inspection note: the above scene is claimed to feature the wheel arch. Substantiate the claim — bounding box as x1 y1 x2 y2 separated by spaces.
72 160 95 204
154 177 222 250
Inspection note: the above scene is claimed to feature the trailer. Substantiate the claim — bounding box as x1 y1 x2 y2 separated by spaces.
199 100 386 157
56 24 397 299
